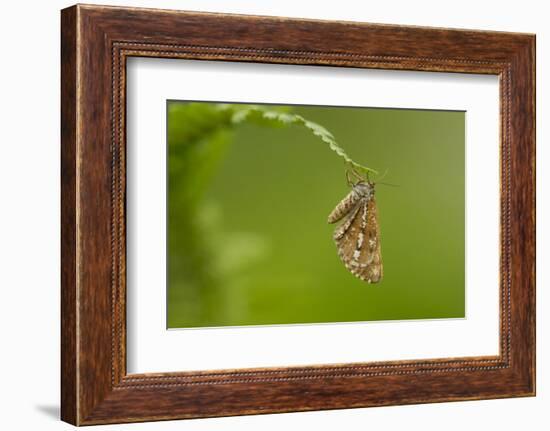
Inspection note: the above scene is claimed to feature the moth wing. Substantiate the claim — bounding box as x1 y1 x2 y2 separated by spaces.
334 197 368 277
332 201 362 241
334 196 383 283
328 188 361 224
361 197 383 283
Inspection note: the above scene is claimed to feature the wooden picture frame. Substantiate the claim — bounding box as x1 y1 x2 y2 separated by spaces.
61 4 535 425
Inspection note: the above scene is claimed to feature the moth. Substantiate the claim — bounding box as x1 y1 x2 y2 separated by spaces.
328 172 383 283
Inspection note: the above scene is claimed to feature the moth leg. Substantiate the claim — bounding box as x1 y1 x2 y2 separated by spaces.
346 170 355 187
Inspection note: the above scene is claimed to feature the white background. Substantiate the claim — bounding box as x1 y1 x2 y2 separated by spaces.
0 0 546 430
127 60 500 373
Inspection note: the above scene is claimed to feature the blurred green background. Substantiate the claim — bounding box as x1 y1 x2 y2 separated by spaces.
167 101 465 328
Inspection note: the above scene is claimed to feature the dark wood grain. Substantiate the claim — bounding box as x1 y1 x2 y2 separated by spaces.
61 4 535 425
60 6 78 425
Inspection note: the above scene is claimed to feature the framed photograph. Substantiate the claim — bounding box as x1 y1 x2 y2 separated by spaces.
61 4 535 425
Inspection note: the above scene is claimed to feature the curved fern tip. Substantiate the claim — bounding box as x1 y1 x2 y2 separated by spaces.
214 103 380 178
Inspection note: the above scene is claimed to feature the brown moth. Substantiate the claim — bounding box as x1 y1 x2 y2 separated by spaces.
328 175 383 283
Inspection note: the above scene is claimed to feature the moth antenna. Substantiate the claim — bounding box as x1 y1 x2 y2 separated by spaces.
375 168 389 183
377 181 400 187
